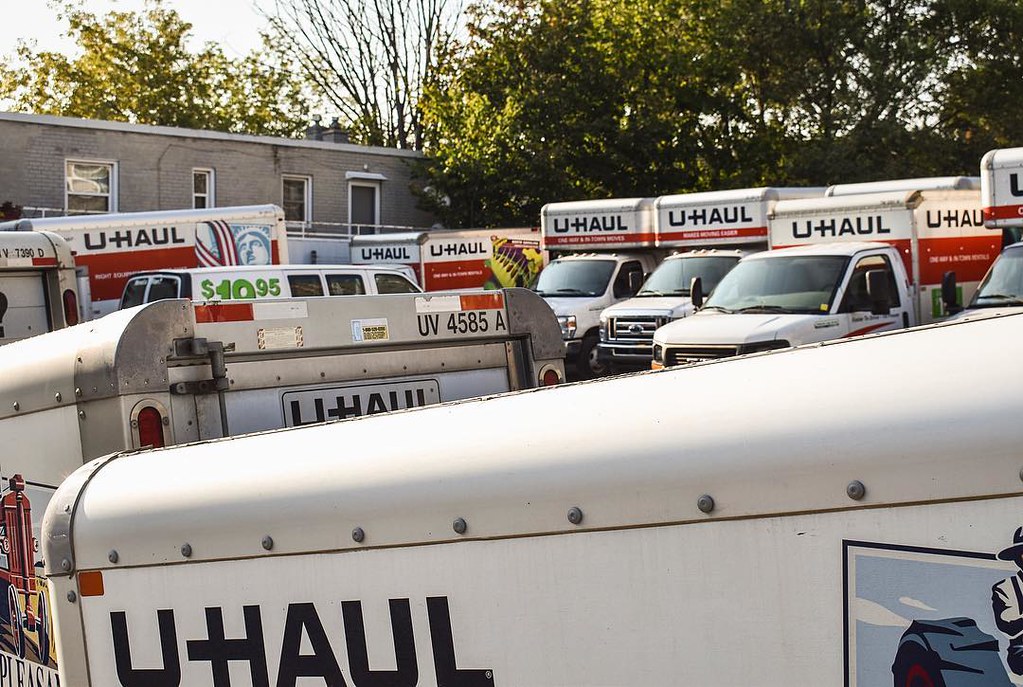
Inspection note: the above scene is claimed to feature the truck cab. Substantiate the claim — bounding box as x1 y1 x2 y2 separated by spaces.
949 241 1023 319
597 249 747 370
652 243 913 368
533 252 657 378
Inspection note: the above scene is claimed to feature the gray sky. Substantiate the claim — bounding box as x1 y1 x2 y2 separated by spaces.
8 0 268 59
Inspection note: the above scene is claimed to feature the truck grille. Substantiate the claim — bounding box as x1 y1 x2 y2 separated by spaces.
608 316 666 344
664 345 740 367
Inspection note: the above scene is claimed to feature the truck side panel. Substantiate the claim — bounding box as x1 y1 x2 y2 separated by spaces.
50 496 1023 686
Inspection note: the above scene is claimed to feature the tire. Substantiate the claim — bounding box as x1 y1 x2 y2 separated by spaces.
892 641 947 687
35 590 49 665
7 585 24 659
577 333 608 379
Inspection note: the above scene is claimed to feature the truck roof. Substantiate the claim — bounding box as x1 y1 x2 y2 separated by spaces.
654 186 824 208
746 242 893 259
0 204 284 232
541 197 654 214
825 176 980 196
982 147 1023 170
44 311 1023 571
133 263 412 277
771 188 978 217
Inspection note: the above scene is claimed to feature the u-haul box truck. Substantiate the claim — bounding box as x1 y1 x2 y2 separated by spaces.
39 312 1023 686
537 198 664 378
0 205 289 318
596 187 822 369
652 189 1000 368
0 231 81 344
351 229 545 292
951 148 1023 318
0 288 563 489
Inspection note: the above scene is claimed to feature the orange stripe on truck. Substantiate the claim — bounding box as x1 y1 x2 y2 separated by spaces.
194 303 255 323
459 293 505 311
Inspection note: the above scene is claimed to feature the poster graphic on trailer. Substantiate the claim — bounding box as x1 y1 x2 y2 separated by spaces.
844 538 1023 686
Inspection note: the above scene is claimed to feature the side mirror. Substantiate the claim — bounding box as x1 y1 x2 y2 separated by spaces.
865 269 890 316
627 270 644 296
941 271 962 315
690 276 704 309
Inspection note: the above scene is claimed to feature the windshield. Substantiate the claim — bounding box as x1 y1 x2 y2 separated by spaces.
969 246 1023 307
637 256 740 297
704 255 849 314
534 259 616 297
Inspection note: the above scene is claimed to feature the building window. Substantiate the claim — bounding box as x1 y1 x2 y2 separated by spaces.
193 168 215 209
282 175 312 226
349 182 379 230
66 160 117 213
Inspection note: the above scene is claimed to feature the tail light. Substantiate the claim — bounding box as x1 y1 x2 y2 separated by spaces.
540 367 562 386
136 406 166 449
62 289 79 326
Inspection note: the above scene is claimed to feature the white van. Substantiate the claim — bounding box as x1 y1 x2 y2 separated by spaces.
119 263 421 308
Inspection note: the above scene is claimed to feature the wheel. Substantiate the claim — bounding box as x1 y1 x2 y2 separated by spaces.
892 641 947 687
7 585 24 659
577 333 608 379
35 590 49 665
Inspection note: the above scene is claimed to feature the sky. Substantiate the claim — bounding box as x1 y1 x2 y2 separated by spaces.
7 0 269 59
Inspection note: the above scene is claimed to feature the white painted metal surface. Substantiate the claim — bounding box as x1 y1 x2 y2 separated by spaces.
42 312 1023 685
982 147 1023 228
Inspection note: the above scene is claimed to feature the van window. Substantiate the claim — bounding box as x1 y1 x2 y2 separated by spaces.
121 277 148 308
288 274 324 297
375 273 419 294
326 274 366 296
147 275 181 303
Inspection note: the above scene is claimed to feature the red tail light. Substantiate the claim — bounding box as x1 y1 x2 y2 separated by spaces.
540 368 561 386
136 406 165 449
62 289 79 326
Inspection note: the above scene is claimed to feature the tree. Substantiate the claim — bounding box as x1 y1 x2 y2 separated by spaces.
262 0 463 148
2 0 309 137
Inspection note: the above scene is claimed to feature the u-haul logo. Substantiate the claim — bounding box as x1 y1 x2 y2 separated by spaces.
108 597 494 687
550 215 630 234
665 205 755 228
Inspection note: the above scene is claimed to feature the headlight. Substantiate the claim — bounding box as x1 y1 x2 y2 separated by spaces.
599 314 609 341
557 315 577 339
739 339 791 355
652 344 664 363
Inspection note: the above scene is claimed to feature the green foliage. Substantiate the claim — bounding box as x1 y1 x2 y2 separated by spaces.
3 0 309 137
420 0 1023 227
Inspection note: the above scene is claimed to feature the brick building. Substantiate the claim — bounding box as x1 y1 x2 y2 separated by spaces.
0 112 436 234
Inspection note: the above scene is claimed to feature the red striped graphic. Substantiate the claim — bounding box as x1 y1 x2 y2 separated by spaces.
543 232 657 247
196 220 239 267
845 322 897 338
194 303 254 323
657 226 768 243
31 257 58 266
983 204 1023 222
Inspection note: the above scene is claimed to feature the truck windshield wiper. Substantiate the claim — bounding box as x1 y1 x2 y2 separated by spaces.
637 290 665 297
974 293 1023 304
700 305 734 313
554 288 591 295
735 305 791 314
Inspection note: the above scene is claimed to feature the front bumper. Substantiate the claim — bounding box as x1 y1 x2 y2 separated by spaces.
597 341 653 365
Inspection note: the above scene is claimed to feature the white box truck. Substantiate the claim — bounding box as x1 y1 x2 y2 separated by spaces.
652 188 1000 367
37 311 1023 686
0 231 81 343
0 205 290 318
597 187 822 369
536 198 663 378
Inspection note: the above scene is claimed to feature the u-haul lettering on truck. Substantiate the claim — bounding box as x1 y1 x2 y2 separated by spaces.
82 226 188 251
666 204 754 227
106 596 494 687
283 380 440 426
551 215 630 234
790 214 893 239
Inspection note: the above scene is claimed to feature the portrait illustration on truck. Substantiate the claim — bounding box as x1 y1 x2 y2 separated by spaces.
845 534 1023 686
0 475 58 685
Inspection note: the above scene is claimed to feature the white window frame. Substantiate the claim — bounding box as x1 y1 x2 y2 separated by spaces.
192 168 215 209
65 159 118 213
282 174 313 228
347 180 381 229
